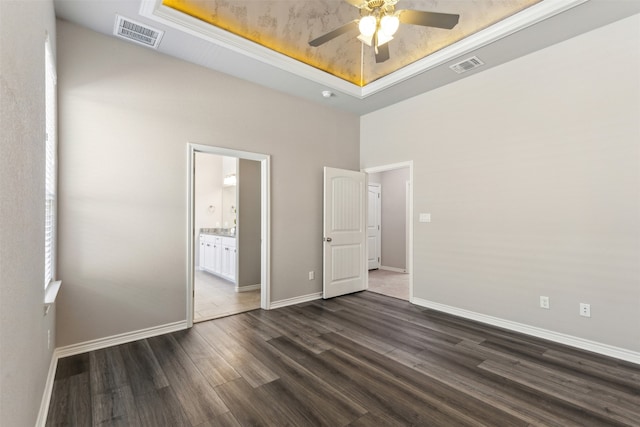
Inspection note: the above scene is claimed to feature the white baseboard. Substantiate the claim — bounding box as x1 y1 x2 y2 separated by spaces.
269 292 322 309
412 297 640 365
236 284 261 293
55 320 189 359
380 266 407 273
35 351 59 427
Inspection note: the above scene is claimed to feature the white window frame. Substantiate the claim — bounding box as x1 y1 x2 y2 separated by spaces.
44 34 59 299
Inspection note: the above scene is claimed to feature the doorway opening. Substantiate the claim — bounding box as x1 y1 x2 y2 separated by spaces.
187 144 270 327
365 161 413 301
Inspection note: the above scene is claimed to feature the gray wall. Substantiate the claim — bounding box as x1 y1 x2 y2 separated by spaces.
380 168 409 271
0 1 57 425
194 153 223 269
361 14 640 352
195 153 224 232
368 173 381 185
238 159 261 288
56 20 359 347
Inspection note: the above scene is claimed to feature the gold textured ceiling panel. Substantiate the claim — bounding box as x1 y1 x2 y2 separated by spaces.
163 0 543 87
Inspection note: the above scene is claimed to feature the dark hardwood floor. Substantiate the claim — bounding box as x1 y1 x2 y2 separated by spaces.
46 291 640 426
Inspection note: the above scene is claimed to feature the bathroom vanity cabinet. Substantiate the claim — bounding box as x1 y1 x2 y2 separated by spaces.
200 233 236 283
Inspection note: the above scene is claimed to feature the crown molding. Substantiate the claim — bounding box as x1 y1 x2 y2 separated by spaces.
141 0 589 99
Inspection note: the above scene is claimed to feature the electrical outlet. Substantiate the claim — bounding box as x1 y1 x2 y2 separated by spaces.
580 303 591 318
539 296 550 309
308 271 314 280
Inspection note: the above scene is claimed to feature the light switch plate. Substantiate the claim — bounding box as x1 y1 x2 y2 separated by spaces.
419 213 431 223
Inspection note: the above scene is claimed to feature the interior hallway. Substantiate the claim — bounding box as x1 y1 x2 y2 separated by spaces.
368 269 410 301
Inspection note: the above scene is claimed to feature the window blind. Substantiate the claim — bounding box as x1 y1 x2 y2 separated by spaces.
45 36 57 288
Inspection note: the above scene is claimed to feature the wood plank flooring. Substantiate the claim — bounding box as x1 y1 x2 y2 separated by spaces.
46 291 640 426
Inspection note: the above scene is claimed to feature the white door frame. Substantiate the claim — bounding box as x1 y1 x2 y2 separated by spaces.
363 161 413 301
187 143 270 327
405 180 411 274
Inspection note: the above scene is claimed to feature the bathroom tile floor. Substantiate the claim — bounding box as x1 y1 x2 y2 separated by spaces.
367 269 410 301
194 270 261 322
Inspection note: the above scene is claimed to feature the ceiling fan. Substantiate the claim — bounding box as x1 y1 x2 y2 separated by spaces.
309 0 460 63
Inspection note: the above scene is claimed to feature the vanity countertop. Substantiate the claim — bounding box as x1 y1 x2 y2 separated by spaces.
200 228 235 237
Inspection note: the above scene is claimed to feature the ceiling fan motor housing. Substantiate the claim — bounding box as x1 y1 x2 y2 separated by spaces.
366 0 385 9
361 0 397 16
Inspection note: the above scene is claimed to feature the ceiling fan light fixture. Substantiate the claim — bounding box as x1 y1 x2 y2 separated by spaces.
380 14 399 37
357 33 373 46
358 15 377 37
308 0 460 66
376 31 393 46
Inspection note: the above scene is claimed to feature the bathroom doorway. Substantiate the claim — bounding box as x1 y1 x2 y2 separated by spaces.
187 144 270 326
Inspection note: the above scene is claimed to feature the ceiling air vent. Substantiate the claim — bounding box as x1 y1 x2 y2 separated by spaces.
114 15 164 49
450 56 485 74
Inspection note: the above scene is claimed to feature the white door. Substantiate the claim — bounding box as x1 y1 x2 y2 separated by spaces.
367 184 381 270
323 167 367 299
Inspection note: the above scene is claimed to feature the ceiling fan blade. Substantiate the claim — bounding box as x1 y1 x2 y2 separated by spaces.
309 20 359 47
398 10 460 29
375 43 390 63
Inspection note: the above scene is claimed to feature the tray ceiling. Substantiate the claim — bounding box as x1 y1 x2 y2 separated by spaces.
161 0 542 87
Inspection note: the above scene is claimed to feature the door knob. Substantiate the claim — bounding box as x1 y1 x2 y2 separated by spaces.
324 237 332 242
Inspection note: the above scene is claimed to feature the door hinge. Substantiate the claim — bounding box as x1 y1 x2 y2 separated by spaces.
378 225 380 230
378 257 380 262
